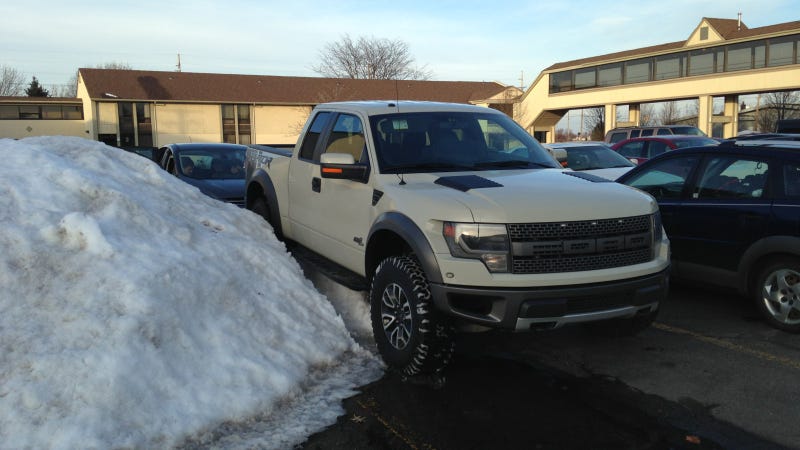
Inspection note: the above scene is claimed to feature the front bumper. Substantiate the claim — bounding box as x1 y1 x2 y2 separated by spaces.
429 268 669 331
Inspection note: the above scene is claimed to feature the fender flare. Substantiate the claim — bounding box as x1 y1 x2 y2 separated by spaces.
737 235 800 293
246 169 282 237
367 212 443 284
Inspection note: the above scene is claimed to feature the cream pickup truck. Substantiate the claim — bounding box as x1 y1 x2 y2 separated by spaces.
245 101 670 377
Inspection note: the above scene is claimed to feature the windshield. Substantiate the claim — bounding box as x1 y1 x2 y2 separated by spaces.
557 145 635 170
370 111 558 173
177 146 246 180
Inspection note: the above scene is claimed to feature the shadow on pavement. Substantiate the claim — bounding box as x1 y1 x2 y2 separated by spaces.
300 350 736 450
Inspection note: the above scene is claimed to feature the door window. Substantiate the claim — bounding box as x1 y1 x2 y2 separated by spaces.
624 155 699 199
617 141 645 159
323 114 366 163
298 112 332 160
695 157 769 199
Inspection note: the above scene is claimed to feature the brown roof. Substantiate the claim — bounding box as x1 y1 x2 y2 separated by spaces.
78 68 511 105
545 18 800 71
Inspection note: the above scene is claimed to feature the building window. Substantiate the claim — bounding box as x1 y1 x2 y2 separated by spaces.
19 105 41 120
547 32 800 94
624 58 651 84
768 36 796 66
597 63 622 86
700 27 709 40
0 105 19 119
688 48 715 76
573 67 596 89
549 71 573 93
222 104 251 144
654 54 684 80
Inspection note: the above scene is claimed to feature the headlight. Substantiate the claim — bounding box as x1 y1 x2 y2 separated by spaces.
443 222 510 273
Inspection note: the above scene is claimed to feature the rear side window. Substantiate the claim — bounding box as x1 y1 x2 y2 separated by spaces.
298 112 332 160
783 164 800 198
695 157 769 199
608 131 628 143
656 128 671 135
640 129 654 136
648 141 671 158
617 141 645 159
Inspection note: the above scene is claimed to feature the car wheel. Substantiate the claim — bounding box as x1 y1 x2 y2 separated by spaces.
369 256 454 377
584 307 659 337
753 257 800 333
251 196 282 240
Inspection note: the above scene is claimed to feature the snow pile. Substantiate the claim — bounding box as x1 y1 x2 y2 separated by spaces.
0 136 382 449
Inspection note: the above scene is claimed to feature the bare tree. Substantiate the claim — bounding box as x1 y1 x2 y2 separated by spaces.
582 107 605 141
658 101 682 125
0 65 25 96
639 103 657 126
312 35 432 80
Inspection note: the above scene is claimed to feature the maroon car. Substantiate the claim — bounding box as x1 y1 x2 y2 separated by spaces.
611 135 719 164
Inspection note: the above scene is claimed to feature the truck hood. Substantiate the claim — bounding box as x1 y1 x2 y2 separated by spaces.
381 169 657 223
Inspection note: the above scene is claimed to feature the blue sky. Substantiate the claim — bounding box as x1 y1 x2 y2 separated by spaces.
0 0 794 90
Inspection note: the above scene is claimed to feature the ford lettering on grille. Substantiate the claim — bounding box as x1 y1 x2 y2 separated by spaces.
508 215 654 274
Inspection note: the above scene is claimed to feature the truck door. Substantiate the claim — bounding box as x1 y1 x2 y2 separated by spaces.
287 112 374 274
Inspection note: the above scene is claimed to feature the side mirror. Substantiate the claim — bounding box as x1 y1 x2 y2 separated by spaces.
320 152 370 183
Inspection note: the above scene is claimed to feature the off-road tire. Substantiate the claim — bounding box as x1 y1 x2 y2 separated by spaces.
369 256 454 376
251 196 282 240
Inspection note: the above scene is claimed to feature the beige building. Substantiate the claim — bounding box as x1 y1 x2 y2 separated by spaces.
516 17 800 142
1 70 521 151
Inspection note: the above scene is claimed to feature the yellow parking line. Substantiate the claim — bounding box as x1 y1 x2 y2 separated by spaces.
653 322 800 371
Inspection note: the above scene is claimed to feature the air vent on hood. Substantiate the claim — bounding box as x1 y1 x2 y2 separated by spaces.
434 175 503 192
563 171 613 183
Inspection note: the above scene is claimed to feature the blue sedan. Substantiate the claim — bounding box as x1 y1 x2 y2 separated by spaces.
158 143 247 207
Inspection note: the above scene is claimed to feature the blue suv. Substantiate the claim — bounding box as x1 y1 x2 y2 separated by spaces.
617 140 800 333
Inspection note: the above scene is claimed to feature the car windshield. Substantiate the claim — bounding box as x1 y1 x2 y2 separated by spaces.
178 146 246 180
558 145 635 170
370 111 558 173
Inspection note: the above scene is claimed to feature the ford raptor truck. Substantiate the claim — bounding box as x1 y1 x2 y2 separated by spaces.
245 101 670 377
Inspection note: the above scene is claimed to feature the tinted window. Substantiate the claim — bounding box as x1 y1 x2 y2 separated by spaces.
648 141 671 158
656 128 671 135
609 131 628 143
617 141 645 159
695 156 769 199
783 163 800 198
299 112 332 160
625 155 699 199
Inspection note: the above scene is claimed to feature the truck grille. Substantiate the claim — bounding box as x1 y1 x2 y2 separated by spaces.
508 215 653 274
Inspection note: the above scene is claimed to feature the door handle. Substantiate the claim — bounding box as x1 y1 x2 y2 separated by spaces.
312 177 321 193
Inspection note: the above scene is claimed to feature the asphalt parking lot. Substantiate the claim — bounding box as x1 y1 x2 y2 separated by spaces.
301 281 800 450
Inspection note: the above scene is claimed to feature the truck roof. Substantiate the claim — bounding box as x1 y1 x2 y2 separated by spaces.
313 100 502 116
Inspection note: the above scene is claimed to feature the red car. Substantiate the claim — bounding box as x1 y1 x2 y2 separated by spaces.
611 135 719 164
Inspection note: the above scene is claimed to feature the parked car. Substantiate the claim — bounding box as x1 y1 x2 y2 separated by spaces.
776 119 800 133
611 135 720 165
158 143 247 207
544 142 635 180
605 125 707 144
617 140 800 333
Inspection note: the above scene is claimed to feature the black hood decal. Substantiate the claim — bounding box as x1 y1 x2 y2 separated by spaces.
562 171 613 183
434 175 503 192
